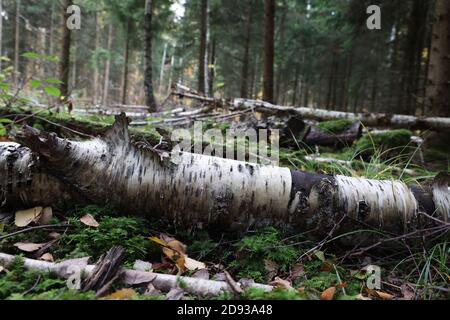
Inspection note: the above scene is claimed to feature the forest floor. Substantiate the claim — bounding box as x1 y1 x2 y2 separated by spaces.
0 107 449 300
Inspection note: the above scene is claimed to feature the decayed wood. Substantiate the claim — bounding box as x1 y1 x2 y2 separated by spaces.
173 87 450 131
0 253 273 297
303 122 362 147
7 114 449 237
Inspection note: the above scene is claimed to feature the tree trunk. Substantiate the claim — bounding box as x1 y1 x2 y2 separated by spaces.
159 43 168 95
208 38 216 93
92 13 101 105
0 0 3 73
13 0 21 84
426 0 450 117
240 1 254 99
60 0 72 101
121 20 131 105
144 0 157 112
198 0 208 95
102 24 113 106
10 118 450 238
303 122 362 147
263 0 275 103
275 0 287 104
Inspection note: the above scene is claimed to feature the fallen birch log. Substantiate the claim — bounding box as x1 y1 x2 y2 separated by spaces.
173 87 450 132
0 253 272 297
6 114 449 237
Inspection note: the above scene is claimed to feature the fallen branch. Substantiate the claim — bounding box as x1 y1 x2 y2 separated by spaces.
0 253 272 297
174 85 450 132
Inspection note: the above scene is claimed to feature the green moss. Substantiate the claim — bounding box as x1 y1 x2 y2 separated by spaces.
316 119 353 134
356 129 413 158
242 288 307 300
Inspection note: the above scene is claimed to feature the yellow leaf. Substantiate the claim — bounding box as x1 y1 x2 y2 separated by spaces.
15 207 43 227
149 236 168 247
104 288 136 300
320 287 336 300
40 253 54 262
80 214 99 227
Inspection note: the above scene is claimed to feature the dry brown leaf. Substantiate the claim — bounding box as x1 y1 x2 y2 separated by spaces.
105 288 136 300
264 259 278 281
290 264 305 281
320 287 336 300
37 207 53 225
80 214 99 227
15 207 43 227
269 277 294 291
40 253 54 262
14 242 46 252
366 289 394 300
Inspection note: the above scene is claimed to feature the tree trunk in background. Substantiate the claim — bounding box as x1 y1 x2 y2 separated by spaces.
102 24 113 106
167 54 175 95
93 13 101 105
426 0 450 117
14 0 20 83
198 0 208 95
49 2 55 56
121 20 131 105
59 0 72 101
159 43 168 94
240 1 254 98
0 0 3 72
275 0 287 104
144 0 157 111
208 38 216 93
263 0 275 103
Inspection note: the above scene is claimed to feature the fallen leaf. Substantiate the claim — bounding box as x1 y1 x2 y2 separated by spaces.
289 264 305 282
320 287 336 300
264 259 278 281
355 294 372 301
314 250 326 262
166 287 185 300
122 270 157 285
48 232 61 239
193 269 210 280
185 257 206 271
144 283 162 297
149 236 168 247
105 288 136 300
80 214 99 227
400 284 415 300
133 260 153 272
269 277 294 291
366 288 394 300
0 266 4 273
14 242 46 252
37 207 53 225
39 253 54 262
15 207 43 227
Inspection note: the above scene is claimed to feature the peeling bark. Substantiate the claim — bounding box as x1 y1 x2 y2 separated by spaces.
7 115 449 237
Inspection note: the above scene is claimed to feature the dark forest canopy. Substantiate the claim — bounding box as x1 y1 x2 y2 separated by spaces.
0 0 448 116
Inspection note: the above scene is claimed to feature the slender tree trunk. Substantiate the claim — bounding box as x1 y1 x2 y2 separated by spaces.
198 0 208 95
0 0 3 73
159 43 168 94
14 0 21 84
240 1 254 98
49 1 55 56
292 66 300 106
426 0 450 117
167 54 175 95
263 0 275 103
59 0 72 101
93 13 100 105
121 20 131 105
275 0 287 104
102 24 113 106
208 38 216 93
144 0 157 111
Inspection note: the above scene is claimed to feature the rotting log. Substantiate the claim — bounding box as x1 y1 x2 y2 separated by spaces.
6 114 449 237
302 122 362 147
0 253 272 297
173 87 450 132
